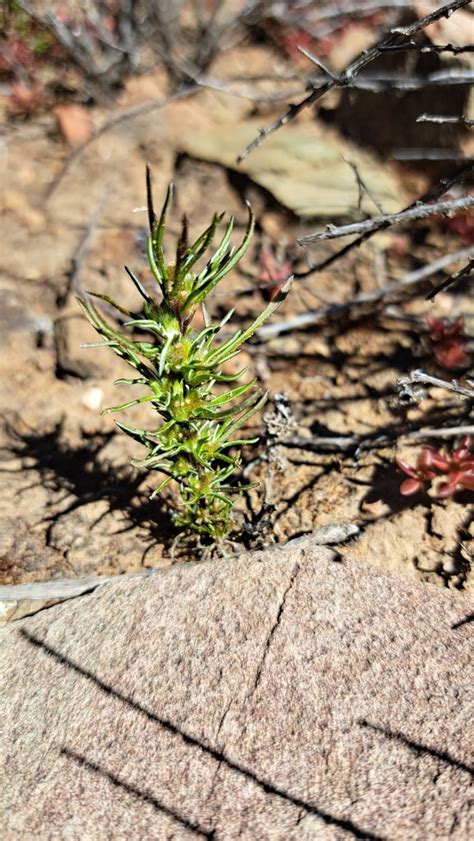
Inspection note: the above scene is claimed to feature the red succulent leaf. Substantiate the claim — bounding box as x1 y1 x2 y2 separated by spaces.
417 446 447 474
395 457 418 479
426 316 470 370
426 316 447 339
400 477 423 496
396 437 473 501
433 342 471 370
435 479 457 498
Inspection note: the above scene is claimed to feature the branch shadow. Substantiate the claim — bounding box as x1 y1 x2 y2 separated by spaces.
358 720 473 777
21 629 384 841
61 747 214 839
451 612 474 630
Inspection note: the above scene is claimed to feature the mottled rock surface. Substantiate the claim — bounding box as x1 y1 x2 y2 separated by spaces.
2 545 473 840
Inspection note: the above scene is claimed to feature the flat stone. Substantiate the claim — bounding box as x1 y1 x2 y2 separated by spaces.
180 120 403 219
2 546 472 839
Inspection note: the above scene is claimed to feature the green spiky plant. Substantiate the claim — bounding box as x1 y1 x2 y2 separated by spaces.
78 168 292 543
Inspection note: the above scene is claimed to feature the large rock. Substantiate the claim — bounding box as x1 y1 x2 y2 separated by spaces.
2 545 473 839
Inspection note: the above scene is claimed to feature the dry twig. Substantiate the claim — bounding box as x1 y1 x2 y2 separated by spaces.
398 370 474 400
294 164 473 278
258 244 474 339
417 113 474 126
237 0 472 163
298 197 474 245
47 84 197 198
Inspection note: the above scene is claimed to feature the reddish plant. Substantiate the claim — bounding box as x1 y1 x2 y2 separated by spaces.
446 213 474 246
426 315 470 370
258 248 293 301
396 437 474 499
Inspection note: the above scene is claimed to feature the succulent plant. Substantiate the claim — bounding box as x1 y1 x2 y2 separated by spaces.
396 436 474 498
78 168 292 543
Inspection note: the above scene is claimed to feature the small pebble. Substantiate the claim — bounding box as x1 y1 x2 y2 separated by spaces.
81 387 104 412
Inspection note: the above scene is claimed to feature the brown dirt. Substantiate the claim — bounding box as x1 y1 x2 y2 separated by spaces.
1 52 472 590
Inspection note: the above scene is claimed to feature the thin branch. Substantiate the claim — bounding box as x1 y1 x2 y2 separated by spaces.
417 113 474 127
194 75 309 103
408 425 474 439
398 370 474 400
304 68 473 93
294 164 474 279
277 422 474 456
344 157 386 215
426 256 474 299
58 191 110 307
380 41 474 55
299 196 474 245
257 244 473 339
237 0 473 163
47 84 197 198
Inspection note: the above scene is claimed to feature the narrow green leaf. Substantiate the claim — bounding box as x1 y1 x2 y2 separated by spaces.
208 275 293 366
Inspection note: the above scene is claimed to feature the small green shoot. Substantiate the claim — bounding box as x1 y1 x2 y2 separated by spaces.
78 168 292 543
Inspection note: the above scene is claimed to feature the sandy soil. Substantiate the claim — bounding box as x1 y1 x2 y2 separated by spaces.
1 48 472 590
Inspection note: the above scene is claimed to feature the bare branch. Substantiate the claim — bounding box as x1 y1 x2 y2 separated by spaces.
47 84 197 198
299 196 474 245
408 425 474 439
398 370 474 400
281 422 474 456
237 0 473 163
305 68 473 93
294 164 474 278
380 40 474 56
426 257 474 299
258 245 473 339
417 113 474 127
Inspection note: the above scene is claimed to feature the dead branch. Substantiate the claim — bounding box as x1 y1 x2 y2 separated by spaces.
398 370 474 400
298 196 474 245
294 164 474 278
426 256 474 299
303 67 473 93
417 113 474 126
264 0 420 40
17 0 142 94
379 41 474 56
257 244 473 339
237 0 472 163
47 84 197 198
408 425 474 439
281 421 474 456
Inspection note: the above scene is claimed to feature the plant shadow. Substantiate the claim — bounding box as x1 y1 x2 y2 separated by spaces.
0 415 177 564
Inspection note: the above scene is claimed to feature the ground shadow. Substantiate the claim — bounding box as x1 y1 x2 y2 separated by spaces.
1 416 177 562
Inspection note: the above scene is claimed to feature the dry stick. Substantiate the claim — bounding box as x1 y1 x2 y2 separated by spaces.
47 84 197 198
67 191 110 300
426 256 474 299
294 163 473 278
280 421 474 455
300 68 473 93
408 425 474 439
298 196 474 245
278 0 416 27
398 370 474 399
236 0 473 163
193 75 309 103
418 113 474 126
379 41 474 55
257 244 474 339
